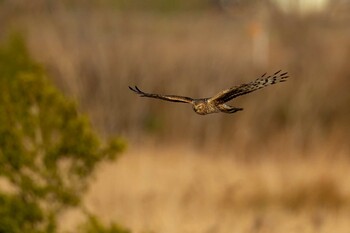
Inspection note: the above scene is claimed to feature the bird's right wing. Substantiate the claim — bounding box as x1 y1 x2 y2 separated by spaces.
129 86 194 104
209 70 289 104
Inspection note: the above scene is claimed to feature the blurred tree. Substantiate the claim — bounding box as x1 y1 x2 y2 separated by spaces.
0 34 127 233
79 215 130 233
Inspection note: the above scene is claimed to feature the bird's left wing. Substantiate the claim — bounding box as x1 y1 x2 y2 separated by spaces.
129 86 194 104
209 70 289 104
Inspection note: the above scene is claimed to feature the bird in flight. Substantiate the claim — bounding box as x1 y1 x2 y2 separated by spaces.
129 70 289 115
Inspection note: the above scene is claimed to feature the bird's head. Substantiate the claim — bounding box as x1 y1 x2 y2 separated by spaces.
193 102 206 115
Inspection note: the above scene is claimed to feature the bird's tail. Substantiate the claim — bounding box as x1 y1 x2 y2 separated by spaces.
218 104 243 114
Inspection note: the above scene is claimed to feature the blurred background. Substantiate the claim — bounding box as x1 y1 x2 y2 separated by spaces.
2 0 350 232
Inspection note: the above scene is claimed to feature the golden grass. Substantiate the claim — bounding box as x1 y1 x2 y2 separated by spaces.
75 146 350 233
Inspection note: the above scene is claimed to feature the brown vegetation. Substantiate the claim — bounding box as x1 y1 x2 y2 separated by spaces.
16 8 350 153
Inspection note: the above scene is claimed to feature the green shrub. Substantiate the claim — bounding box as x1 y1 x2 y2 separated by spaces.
0 34 127 233
79 215 130 233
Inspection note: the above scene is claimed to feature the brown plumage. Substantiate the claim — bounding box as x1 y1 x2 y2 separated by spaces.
129 70 289 115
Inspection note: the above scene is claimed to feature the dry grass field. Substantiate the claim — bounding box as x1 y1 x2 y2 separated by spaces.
2 1 350 232
79 146 350 233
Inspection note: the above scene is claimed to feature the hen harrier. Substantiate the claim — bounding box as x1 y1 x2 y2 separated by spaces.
129 70 289 115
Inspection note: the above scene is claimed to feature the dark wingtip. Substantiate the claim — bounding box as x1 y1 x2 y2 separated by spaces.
135 86 142 92
261 72 267 77
129 85 142 94
279 75 289 82
129 86 138 93
129 85 146 96
274 70 282 75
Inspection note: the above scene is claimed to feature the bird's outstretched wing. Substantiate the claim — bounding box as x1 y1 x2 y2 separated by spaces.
129 86 194 104
209 70 289 104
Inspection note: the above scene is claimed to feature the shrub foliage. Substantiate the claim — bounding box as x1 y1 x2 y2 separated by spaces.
0 34 127 233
